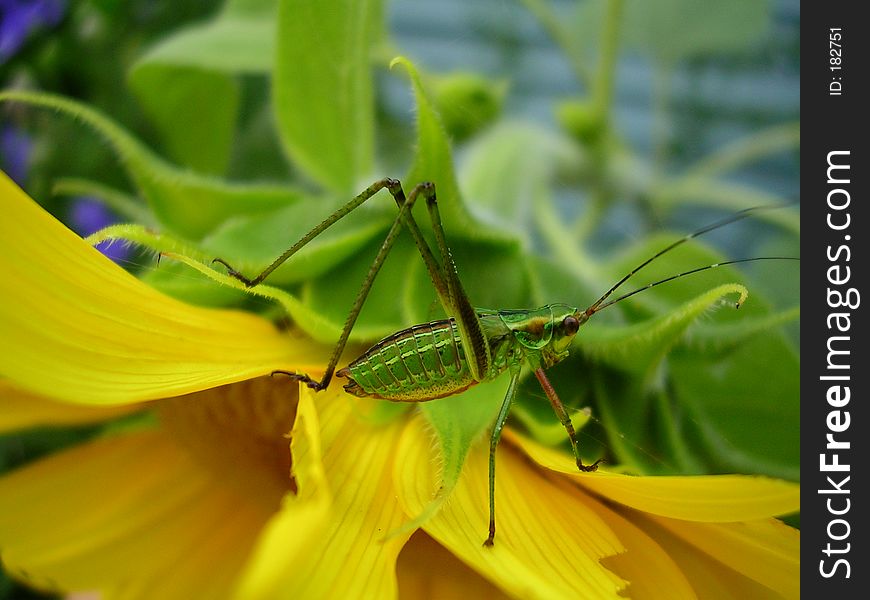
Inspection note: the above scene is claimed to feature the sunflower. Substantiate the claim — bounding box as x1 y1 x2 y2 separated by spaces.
0 167 799 599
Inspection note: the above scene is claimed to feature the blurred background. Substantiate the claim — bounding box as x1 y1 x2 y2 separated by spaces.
1 1 799 597
2 0 799 226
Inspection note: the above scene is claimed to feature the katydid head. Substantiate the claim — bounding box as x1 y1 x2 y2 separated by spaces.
497 304 582 363
503 304 586 367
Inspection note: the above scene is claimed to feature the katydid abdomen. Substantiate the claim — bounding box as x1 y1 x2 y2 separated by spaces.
338 313 516 402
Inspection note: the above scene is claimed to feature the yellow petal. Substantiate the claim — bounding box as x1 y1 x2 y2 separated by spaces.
237 388 412 599
394 413 627 599
626 512 793 599
396 531 511 599
232 385 330 596
650 515 799 598
0 172 327 405
509 430 800 522
0 380 142 433
0 429 274 598
585 498 696 599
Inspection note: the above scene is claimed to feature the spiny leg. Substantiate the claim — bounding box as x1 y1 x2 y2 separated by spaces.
485 369 521 547
347 181 492 383
396 184 450 306
302 192 423 391
213 178 405 288
384 182 492 383
534 368 603 472
418 184 491 382
213 178 492 391
216 178 415 391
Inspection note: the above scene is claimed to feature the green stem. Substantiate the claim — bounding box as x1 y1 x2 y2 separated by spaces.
651 62 674 182
682 122 801 180
656 388 705 473
592 0 624 121
573 193 607 242
535 191 600 289
519 0 591 86
577 0 625 242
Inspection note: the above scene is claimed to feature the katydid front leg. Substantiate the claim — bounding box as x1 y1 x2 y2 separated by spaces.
535 368 603 472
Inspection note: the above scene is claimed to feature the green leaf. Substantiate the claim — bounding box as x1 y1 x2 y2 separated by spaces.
403 239 530 325
302 235 418 342
129 66 240 175
573 232 771 375
128 2 277 174
132 14 275 74
0 90 302 239
459 121 582 245
578 282 748 377
685 306 800 354
593 233 772 321
85 224 254 307
573 0 770 64
223 0 279 18
165 252 340 344
510 402 592 448
273 0 379 193
670 333 800 480
592 370 706 474
524 253 598 310
416 375 512 521
654 178 801 235
624 0 771 63
391 56 515 246
141 262 253 308
201 198 392 286
86 224 210 261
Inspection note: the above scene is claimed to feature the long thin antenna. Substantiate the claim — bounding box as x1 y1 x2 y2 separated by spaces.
589 257 799 313
584 205 783 316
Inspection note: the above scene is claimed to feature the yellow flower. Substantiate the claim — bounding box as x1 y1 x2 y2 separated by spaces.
0 172 799 599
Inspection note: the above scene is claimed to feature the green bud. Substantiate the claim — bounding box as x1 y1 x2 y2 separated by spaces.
431 73 507 142
557 100 604 146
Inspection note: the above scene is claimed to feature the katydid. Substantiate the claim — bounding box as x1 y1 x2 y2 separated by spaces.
213 178 795 546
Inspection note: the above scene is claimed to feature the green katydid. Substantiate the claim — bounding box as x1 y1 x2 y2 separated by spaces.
213 178 795 546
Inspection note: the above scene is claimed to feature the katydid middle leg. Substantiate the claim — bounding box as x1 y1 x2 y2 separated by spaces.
485 368 521 547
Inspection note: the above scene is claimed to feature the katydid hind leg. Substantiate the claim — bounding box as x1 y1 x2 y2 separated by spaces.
535 368 603 472
395 183 451 308
305 190 425 391
419 183 492 382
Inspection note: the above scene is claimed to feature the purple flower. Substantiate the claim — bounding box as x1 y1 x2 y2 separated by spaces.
69 197 130 264
0 0 66 62
0 123 32 184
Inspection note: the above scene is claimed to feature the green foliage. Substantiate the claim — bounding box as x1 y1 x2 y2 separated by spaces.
274 0 379 193
571 0 770 64
1 0 799 517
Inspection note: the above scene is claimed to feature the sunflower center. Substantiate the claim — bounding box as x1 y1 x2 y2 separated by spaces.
157 376 299 510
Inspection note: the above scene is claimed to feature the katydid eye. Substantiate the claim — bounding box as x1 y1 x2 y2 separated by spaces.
562 315 580 335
